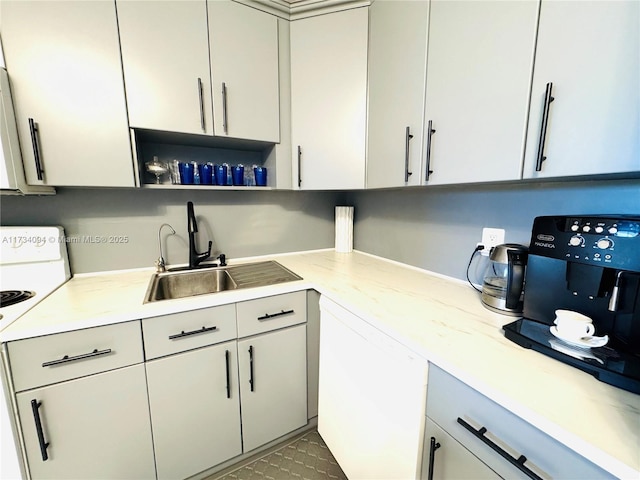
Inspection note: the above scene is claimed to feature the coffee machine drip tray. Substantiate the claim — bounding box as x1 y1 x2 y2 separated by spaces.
503 318 640 394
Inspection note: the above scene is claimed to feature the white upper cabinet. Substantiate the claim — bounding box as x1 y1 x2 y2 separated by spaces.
423 0 538 185
117 0 213 136
118 0 279 144
522 0 640 178
208 1 280 143
291 7 368 190
366 0 429 189
1 0 135 187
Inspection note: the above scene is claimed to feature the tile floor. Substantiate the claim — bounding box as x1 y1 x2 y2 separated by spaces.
212 430 347 480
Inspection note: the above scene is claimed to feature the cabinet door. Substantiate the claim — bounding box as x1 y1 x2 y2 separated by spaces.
291 7 368 190
208 1 280 143
421 418 501 480
146 340 242 479
0 0 134 187
366 0 429 188
237 325 307 452
318 298 428 480
15 365 155 479
522 0 640 178
117 0 213 136
424 0 538 185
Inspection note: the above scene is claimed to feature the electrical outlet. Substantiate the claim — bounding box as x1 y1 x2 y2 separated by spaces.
480 228 505 255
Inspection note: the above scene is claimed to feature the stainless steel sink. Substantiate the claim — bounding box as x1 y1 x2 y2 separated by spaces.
144 261 302 303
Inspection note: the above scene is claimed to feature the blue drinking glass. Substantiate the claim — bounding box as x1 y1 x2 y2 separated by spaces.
179 162 194 184
232 165 245 186
214 164 228 186
200 163 213 185
254 166 267 187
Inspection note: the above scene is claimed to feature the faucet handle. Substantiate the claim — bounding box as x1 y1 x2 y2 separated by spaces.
196 240 212 264
218 254 227 267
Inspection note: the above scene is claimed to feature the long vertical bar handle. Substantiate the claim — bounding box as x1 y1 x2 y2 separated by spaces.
297 146 302 187
405 126 414 182
28 118 44 181
225 350 231 399
31 399 49 461
427 436 441 480
535 82 555 172
425 120 436 181
197 78 205 132
248 345 254 392
222 82 228 135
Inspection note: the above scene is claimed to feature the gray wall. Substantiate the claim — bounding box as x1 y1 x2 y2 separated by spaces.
2 179 638 279
347 179 640 284
1 188 344 273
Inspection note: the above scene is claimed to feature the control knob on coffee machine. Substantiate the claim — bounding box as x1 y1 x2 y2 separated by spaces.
569 235 584 247
596 238 614 249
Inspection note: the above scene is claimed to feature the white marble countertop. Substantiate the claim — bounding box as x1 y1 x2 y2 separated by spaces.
2 249 639 478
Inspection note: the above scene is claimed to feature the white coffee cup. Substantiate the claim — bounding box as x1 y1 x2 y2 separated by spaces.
554 310 595 339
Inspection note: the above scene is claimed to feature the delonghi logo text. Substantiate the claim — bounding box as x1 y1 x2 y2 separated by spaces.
536 234 555 242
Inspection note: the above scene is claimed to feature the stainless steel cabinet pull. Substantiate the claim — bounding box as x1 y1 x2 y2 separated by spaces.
42 348 112 367
297 145 302 187
31 399 49 461
222 82 228 135
248 345 254 392
28 118 45 181
427 436 440 480
405 126 414 182
535 82 555 172
225 350 231 399
457 417 543 480
257 309 294 321
425 120 436 181
168 325 218 340
197 78 205 132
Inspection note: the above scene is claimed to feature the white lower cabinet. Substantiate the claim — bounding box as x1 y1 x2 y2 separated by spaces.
6 321 153 480
424 364 614 479
318 296 428 479
237 324 308 452
142 291 308 476
15 365 155 480
145 340 242 480
422 418 499 480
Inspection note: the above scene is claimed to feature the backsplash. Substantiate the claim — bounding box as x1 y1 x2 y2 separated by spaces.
1 179 638 279
0 188 345 274
346 179 640 282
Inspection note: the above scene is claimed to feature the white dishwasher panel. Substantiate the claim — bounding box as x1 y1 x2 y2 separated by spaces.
318 296 428 480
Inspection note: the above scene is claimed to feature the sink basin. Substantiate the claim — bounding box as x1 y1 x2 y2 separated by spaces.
145 268 237 302
144 261 302 303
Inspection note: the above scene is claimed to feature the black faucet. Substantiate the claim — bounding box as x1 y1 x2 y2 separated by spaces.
187 201 212 269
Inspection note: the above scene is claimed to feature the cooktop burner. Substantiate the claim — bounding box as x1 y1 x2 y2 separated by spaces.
0 290 35 308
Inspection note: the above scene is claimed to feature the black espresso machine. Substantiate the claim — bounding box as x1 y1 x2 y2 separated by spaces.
504 215 640 393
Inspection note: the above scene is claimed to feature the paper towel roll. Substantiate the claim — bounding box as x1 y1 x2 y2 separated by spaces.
335 206 354 253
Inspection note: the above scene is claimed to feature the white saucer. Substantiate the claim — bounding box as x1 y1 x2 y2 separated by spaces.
549 339 604 365
549 327 609 349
